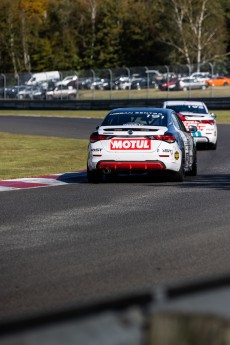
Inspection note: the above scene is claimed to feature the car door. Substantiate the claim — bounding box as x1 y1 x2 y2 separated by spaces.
171 112 194 169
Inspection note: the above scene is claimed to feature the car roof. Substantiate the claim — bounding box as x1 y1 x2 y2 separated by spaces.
164 100 205 106
109 107 170 114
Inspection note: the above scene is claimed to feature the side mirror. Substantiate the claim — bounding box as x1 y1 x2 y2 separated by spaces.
210 112 217 119
96 125 99 130
188 125 197 133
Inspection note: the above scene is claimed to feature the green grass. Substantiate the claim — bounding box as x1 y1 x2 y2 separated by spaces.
0 132 88 180
212 110 230 124
0 109 107 118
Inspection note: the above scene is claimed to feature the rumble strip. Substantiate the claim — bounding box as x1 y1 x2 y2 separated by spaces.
0 171 86 191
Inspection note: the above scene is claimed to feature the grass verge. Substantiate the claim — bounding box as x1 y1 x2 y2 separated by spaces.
0 132 88 180
0 110 108 118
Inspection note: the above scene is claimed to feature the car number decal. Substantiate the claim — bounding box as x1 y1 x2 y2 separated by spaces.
110 139 151 150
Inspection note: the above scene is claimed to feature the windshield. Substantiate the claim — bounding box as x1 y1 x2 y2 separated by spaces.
101 110 167 126
166 104 208 114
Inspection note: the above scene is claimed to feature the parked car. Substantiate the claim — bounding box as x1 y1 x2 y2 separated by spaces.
87 107 197 183
130 77 158 90
175 77 209 91
97 79 118 90
17 85 45 100
117 77 132 90
158 78 178 91
89 78 105 90
163 100 217 149
190 72 212 80
204 76 230 86
2 85 26 99
46 85 77 99
56 75 77 86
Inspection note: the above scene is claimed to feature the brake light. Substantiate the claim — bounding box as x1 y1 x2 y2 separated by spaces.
176 112 186 121
201 120 214 125
90 133 112 143
148 134 176 143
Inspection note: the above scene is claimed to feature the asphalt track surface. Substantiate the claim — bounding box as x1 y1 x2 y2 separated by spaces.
0 117 229 322
0 115 101 139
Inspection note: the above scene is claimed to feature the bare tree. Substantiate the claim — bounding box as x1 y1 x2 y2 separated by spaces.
159 0 228 70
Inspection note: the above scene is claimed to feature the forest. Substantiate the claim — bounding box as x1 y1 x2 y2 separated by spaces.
0 0 230 75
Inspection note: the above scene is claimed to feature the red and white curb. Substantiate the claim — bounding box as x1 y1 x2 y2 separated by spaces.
0 171 86 191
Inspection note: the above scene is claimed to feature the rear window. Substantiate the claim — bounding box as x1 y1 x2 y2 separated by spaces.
166 105 208 114
101 111 167 126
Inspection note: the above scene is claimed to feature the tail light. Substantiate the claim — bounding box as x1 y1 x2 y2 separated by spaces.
176 113 186 121
148 134 176 143
200 119 214 125
90 133 112 143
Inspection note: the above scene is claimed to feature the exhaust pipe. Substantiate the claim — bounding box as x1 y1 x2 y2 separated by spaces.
102 168 111 175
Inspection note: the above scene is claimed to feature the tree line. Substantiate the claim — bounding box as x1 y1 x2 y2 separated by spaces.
0 0 230 75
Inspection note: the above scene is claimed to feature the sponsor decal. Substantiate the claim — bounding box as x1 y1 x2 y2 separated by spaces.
162 149 173 154
192 131 202 137
174 151 180 160
91 148 102 152
183 120 207 131
110 139 151 150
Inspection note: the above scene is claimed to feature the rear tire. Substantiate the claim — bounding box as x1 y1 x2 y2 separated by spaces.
171 157 185 182
187 154 197 176
87 167 102 183
209 142 217 150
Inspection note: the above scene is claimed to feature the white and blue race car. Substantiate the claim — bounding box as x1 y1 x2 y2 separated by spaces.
163 100 217 150
87 107 197 183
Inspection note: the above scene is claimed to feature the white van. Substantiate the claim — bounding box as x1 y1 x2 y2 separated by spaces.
26 71 61 85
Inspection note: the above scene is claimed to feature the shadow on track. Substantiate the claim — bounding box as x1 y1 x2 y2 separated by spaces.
56 171 230 191
56 171 88 184
181 174 230 191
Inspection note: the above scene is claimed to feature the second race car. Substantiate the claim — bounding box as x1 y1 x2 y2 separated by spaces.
163 100 217 150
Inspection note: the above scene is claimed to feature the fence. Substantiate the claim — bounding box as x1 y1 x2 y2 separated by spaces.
1 62 230 101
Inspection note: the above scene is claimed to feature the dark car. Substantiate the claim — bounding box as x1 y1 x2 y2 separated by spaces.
3 85 27 99
131 77 158 90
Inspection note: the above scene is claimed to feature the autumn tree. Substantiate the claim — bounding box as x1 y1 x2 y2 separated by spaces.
0 0 230 73
0 0 20 74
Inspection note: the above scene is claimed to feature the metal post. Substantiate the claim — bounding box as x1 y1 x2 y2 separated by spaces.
108 69 112 100
91 69 95 100
209 63 214 98
125 67 130 99
1 74 6 99
74 71 79 99
145 67 149 99
164 65 169 99
186 64 192 98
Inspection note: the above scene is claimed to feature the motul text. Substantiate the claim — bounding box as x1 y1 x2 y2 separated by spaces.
110 139 151 150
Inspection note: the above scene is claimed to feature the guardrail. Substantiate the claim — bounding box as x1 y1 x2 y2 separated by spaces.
1 273 230 345
1 97 230 111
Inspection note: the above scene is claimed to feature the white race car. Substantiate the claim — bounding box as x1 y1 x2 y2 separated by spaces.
87 107 197 183
162 100 217 150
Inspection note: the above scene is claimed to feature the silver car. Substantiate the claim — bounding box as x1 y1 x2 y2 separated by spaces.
175 77 209 91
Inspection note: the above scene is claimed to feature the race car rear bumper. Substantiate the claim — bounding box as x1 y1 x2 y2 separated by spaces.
97 161 166 171
194 136 209 143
